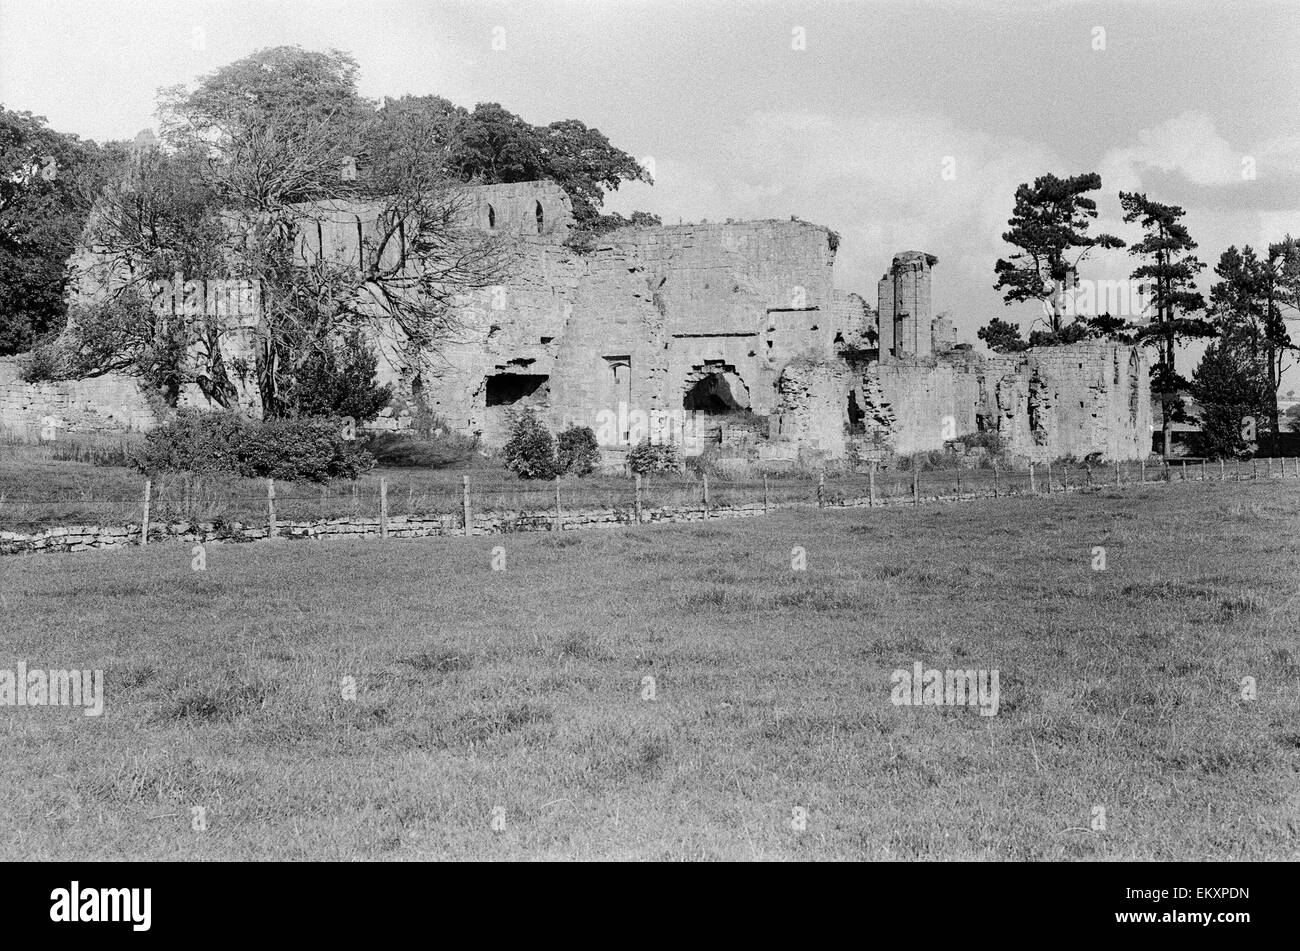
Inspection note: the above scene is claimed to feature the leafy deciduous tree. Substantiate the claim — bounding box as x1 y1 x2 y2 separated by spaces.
0 107 125 353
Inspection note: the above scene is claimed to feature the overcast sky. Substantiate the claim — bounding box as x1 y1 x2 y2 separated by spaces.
2 0 1299 376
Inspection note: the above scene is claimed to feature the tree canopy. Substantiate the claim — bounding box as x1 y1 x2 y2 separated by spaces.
27 47 657 417
1119 191 1209 458
993 172 1125 333
372 95 654 230
0 107 125 354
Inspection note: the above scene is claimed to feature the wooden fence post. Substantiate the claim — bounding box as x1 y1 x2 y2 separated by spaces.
1267 457 1273 479
912 467 920 506
817 470 825 509
1114 459 1121 486
267 478 277 539
993 464 999 499
462 474 472 536
702 472 711 517
634 473 643 524
1252 460 1258 479
140 478 152 548
868 464 876 508
955 468 962 501
1045 460 1052 494
1029 462 1037 495
554 478 563 532
379 478 388 539
763 473 770 514
1200 460 1206 482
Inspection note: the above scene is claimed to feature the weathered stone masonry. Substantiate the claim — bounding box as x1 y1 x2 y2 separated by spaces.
0 356 154 439
350 182 1150 464
4 180 1151 465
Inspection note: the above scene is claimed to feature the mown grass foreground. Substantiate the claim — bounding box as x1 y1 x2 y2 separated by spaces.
1 480 1297 860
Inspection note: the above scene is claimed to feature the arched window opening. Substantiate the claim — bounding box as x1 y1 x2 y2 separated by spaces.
535 200 544 233
487 204 496 229
683 372 748 416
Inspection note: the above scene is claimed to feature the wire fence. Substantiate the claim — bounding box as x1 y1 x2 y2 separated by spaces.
0 456 1293 539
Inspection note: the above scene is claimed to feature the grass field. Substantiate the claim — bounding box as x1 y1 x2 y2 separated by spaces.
1 478 1297 860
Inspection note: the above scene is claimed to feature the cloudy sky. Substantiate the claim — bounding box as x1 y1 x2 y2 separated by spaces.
3 0 1299 369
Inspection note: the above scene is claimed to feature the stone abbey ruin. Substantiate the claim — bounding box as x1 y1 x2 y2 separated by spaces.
1 179 1152 467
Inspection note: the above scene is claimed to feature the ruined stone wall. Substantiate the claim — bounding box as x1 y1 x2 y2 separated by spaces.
31 180 1151 466
0 357 157 440
413 210 844 447
980 342 1151 462
770 341 1151 463
874 355 981 453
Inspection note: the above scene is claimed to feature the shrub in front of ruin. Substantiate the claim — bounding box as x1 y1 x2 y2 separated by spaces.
502 407 559 479
137 410 373 482
627 439 681 474
556 425 599 476
239 417 374 482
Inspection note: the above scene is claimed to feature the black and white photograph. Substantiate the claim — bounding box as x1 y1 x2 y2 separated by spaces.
0 0 1294 912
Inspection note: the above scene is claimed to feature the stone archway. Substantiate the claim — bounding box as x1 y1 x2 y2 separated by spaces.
682 362 750 416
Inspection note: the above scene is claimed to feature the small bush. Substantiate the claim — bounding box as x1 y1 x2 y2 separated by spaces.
137 410 373 482
502 407 558 479
240 417 374 482
556 425 599 476
136 411 249 476
627 439 681 474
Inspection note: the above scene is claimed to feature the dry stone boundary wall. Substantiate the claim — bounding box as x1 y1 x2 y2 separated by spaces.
0 472 1224 557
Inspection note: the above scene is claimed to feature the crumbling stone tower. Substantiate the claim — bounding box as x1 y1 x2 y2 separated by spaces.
877 250 938 359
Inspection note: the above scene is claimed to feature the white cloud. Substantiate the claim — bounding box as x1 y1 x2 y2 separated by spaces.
1101 111 1300 189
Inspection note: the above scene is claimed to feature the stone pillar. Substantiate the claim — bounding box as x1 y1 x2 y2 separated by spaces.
876 272 895 357
877 251 937 360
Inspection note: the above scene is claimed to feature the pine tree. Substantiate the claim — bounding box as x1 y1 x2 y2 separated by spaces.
1119 192 1210 459
993 172 1124 333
